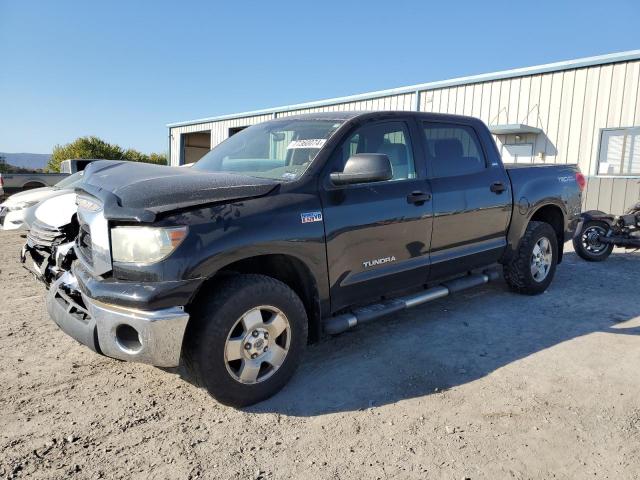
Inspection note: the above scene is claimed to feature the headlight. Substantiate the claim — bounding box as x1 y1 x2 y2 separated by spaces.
111 226 188 264
8 200 38 211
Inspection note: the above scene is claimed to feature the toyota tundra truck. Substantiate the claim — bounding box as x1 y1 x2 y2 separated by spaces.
39 111 584 407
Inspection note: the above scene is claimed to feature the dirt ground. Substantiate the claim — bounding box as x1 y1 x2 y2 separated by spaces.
1 229 639 480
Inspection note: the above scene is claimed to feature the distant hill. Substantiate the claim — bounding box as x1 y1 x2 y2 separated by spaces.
0 152 51 171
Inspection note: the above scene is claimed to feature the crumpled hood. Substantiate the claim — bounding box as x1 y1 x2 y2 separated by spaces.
80 160 279 214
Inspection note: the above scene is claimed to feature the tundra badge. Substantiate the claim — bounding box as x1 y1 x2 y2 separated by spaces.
363 256 397 268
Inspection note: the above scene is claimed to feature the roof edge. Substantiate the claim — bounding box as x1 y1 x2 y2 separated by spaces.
167 49 640 129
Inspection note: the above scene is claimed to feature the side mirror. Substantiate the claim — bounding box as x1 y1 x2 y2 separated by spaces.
330 153 393 186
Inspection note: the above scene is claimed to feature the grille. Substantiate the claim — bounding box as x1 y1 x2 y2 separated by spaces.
76 224 94 267
27 219 65 247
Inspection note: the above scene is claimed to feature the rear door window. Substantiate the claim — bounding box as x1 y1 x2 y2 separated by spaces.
423 123 486 177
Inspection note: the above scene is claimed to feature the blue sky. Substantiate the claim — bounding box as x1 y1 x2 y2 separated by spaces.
0 0 638 154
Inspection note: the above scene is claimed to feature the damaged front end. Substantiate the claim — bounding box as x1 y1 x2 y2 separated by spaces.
35 186 192 367
22 219 78 287
46 269 189 366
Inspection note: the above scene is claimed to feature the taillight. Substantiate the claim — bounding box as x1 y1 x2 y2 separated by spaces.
575 172 586 192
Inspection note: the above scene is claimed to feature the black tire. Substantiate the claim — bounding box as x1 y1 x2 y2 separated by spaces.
183 274 308 407
503 221 559 295
572 220 613 262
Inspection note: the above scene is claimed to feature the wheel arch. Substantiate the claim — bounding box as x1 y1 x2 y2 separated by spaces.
21 181 46 190
190 253 322 343
530 204 565 263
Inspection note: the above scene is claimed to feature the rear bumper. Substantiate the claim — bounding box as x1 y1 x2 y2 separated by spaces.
46 271 189 367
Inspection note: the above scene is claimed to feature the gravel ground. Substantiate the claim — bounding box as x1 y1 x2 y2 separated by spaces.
1 228 639 479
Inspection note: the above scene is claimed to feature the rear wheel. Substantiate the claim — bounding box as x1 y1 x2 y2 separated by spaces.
572 220 613 262
183 274 307 407
503 221 558 295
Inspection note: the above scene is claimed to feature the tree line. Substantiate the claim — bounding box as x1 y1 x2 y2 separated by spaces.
46 136 167 172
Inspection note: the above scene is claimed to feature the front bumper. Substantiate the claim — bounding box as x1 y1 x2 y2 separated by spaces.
46 271 189 367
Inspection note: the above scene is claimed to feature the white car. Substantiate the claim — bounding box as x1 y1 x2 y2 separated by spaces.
0 172 84 231
31 191 78 229
22 191 80 285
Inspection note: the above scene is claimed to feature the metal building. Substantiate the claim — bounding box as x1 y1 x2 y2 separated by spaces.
168 50 640 214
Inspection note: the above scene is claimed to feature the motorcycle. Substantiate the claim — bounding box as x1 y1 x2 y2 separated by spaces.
573 202 640 261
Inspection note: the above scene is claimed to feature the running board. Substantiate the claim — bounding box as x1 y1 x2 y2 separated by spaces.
323 270 500 335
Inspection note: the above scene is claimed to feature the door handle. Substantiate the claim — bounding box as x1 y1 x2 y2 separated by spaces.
490 181 507 194
407 191 432 204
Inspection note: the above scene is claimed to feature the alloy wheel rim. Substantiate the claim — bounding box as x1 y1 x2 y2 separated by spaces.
224 306 291 384
581 225 608 254
530 237 552 282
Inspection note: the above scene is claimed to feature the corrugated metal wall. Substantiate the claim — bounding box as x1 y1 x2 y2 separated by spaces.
418 60 640 213
169 59 640 213
275 92 416 117
582 177 640 214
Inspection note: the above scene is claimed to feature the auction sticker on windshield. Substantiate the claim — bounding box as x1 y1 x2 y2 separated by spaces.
287 139 326 149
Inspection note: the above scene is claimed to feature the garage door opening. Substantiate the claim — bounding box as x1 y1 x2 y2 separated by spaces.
182 131 211 164
229 126 248 137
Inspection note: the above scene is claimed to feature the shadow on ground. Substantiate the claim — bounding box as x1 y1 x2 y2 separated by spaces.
179 249 640 416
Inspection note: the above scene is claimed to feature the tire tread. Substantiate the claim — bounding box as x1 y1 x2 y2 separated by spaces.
183 274 307 407
503 221 558 295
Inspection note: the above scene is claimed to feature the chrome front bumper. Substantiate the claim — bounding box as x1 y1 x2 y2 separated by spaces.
46 271 189 367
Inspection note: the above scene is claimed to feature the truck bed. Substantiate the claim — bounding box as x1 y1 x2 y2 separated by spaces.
0 173 68 199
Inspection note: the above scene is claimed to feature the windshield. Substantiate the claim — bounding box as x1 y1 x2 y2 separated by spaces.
54 170 84 189
192 119 344 180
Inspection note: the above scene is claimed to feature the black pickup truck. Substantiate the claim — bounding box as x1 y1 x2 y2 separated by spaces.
41 111 583 406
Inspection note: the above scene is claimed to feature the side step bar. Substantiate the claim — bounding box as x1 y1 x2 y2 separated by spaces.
323 270 500 335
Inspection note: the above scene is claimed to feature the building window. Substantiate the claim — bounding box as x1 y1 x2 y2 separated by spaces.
597 127 640 176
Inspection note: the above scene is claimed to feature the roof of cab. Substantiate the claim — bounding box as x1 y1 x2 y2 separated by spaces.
268 110 484 125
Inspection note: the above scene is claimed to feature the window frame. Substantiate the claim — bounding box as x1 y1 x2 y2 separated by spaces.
421 120 489 179
596 126 640 178
324 118 423 188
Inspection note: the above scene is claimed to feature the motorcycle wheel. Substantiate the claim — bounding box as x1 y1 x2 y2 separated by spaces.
573 220 614 262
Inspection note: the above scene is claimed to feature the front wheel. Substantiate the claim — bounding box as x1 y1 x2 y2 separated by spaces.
183 274 308 407
572 220 613 262
503 221 559 295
